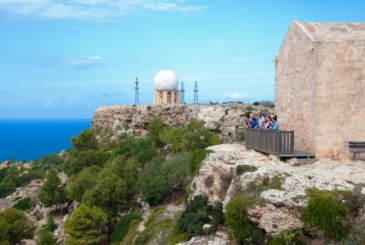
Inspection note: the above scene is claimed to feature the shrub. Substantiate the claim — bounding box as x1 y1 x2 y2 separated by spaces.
204 175 214 188
177 195 224 238
236 165 258 175
225 195 267 244
111 213 142 242
0 182 16 198
13 197 31 211
45 216 58 232
139 153 190 206
36 229 57 245
188 149 212 176
134 226 155 245
271 230 302 245
301 188 350 240
120 219 139 245
252 101 260 106
235 129 246 141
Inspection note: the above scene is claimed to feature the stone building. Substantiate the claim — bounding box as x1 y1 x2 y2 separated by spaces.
153 70 180 104
275 21 365 159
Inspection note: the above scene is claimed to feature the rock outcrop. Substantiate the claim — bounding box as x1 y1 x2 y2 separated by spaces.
91 104 274 143
191 144 365 236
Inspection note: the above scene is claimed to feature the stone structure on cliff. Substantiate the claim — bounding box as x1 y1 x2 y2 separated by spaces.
153 70 181 104
275 21 365 159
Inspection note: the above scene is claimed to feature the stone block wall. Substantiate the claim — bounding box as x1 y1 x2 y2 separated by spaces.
275 21 317 155
276 21 365 159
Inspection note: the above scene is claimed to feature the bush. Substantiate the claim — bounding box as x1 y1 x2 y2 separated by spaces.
236 165 257 175
134 226 155 245
36 229 57 245
13 197 31 211
301 188 349 240
188 149 212 176
235 129 246 142
177 195 224 238
139 153 190 206
44 216 58 232
225 195 267 244
0 182 16 198
252 101 260 106
111 213 142 242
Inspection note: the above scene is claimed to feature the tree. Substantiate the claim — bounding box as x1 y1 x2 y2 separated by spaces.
70 129 99 152
0 207 35 245
38 167 67 213
147 117 165 144
65 150 109 175
82 168 130 240
67 166 102 202
36 229 56 245
64 204 107 245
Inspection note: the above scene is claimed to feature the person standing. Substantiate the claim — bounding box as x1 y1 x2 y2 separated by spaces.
271 115 279 131
258 112 265 129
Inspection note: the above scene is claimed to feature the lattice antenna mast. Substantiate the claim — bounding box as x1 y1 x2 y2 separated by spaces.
135 77 139 105
194 81 199 104
180 81 185 104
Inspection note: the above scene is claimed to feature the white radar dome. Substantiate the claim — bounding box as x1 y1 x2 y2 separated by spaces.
154 70 179 90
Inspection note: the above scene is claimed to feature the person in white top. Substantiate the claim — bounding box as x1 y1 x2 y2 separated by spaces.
258 112 265 129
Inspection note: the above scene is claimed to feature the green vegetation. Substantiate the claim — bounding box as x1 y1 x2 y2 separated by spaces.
0 207 36 244
177 195 224 238
225 196 268 244
38 167 67 213
236 165 258 175
64 204 107 245
110 213 142 242
139 153 190 206
301 188 350 240
235 128 246 141
12 196 31 211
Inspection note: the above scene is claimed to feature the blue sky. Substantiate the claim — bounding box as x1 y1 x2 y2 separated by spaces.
1 0 365 119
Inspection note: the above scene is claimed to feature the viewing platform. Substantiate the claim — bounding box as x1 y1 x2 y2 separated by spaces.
245 128 315 161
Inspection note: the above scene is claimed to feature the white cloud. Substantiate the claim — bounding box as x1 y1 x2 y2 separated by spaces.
64 55 103 67
223 92 249 100
42 101 53 107
0 0 207 21
261 52 270 56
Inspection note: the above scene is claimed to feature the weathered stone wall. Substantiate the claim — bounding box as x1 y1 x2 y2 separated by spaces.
91 104 274 143
276 21 365 159
275 21 317 154
313 39 365 158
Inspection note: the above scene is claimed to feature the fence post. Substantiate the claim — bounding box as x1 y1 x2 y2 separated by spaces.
278 130 282 154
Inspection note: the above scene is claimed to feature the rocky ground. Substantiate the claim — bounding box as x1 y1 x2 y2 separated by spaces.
1 144 365 244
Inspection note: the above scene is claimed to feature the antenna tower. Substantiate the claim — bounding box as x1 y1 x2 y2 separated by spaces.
194 81 199 104
180 81 185 104
135 77 139 105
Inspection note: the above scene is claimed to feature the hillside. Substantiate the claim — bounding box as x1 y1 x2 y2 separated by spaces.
0 103 364 245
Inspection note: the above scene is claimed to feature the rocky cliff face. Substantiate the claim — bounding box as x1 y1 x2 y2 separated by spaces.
91 103 274 143
190 144 365 237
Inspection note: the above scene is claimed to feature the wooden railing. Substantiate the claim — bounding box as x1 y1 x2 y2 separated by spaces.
245 128 294 155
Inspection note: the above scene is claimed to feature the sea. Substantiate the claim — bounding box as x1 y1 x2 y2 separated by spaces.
0 119 91 162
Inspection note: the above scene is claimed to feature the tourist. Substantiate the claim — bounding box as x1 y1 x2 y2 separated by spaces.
263 115 273 130
248 117 258 128
271 115 279 131
245 113 254 128
258 112 265 129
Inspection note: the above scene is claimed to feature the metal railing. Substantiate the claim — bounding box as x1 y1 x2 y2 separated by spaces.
245 128 294 155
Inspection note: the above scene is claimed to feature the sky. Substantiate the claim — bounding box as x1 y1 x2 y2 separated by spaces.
1 0 365 119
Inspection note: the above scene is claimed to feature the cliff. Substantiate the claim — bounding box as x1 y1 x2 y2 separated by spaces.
91 103 273 143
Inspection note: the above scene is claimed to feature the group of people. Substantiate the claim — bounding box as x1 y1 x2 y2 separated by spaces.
245 112 279 131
